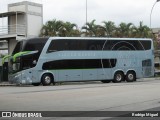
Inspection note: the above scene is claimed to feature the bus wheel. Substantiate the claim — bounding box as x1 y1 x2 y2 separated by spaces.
101 80 111 83
41 74 53 86
32 83 41 86
126 71 136 82
113 71 124 83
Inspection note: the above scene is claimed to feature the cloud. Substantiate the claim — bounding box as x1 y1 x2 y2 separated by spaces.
0 0 160 28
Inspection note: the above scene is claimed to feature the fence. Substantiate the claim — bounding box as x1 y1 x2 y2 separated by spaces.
0 24 26 36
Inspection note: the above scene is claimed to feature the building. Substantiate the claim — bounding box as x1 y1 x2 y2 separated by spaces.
152 28 160 42
152 28 160 35
0 1 43 54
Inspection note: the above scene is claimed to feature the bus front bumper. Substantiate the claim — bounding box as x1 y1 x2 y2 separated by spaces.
9 72 33 85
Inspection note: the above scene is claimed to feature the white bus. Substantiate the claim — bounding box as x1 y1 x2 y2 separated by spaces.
8 37 154 86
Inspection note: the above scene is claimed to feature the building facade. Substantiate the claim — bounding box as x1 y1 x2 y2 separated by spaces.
0 1 43 54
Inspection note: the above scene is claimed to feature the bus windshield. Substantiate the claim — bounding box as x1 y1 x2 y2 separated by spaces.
9 38 49 73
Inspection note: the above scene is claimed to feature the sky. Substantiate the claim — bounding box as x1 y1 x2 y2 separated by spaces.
0 0 160 28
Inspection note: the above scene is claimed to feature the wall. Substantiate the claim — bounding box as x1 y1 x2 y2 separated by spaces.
28 5 42 14
27 14 42 37
8 5 26 12
8 38 17 55
27 3 43 37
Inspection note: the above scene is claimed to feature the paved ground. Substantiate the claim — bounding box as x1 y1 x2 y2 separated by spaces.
0 78 160 120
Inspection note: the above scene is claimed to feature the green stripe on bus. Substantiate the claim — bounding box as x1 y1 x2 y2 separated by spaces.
13 51 32 62
2 55 12 64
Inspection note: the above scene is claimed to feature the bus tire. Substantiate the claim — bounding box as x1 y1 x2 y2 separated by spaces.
101 80 111 83
113 71 124 83
32 83 41 86
41 74 53 86
126 71 136 82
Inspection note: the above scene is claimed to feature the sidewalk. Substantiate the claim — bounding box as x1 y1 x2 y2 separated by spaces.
0 77 159 86
0 81 16 86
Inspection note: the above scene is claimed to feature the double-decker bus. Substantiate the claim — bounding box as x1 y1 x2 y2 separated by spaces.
8 37 154 86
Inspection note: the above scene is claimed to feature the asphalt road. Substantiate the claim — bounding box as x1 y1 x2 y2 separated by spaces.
0 78 160 120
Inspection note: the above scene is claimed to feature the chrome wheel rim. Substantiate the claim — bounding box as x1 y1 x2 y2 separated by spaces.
116 74 122 81
128 74 134 80
44 76 51 84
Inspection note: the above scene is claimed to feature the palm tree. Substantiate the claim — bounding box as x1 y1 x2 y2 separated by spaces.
135 21 152 38
40 19 63 37
40 19 155 39
116 22 133 37
59 22 80 37
102 21 116 37
82 19 99 37
96 25 106 37
40 20 80 37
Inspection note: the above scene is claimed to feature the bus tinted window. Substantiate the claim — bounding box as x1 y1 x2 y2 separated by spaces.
42 59 117 70
47 39 151 52
142 59 152 67
141 41 151 50
104 40 151 50
47 40 105 52
23 38 48 51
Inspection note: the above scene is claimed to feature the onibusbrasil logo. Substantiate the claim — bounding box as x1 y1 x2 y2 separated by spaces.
1 112 42 118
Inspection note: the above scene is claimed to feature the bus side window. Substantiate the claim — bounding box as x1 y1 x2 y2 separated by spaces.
47 40 57 53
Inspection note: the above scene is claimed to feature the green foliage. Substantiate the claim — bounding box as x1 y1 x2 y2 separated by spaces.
40 19 81 37
40 19 154 38
40 19 158 49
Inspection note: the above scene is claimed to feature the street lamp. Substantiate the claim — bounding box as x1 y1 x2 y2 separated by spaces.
86 0 88 33
150 0 160 29
86 0 88 24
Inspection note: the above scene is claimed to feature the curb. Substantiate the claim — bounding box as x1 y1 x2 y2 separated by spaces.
0 82 16 86
0 78 159 86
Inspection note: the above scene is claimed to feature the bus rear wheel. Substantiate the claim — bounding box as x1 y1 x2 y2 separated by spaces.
41 74 53 86
126 71 136 82
113 71 124 83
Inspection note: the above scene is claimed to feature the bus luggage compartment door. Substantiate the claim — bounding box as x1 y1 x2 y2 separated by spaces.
58 70 82 81
142 59 152 77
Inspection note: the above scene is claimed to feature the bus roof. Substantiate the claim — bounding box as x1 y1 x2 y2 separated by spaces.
49 37 152 41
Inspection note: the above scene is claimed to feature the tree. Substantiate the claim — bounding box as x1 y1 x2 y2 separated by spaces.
134 21 152 38
102 21 116 37
59 22 80 37
82 20 99 37
40 19 63 37
40 20 80 37
40 19 155 40
115 22 133 37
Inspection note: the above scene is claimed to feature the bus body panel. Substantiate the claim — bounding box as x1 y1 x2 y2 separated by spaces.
8 37 154 84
